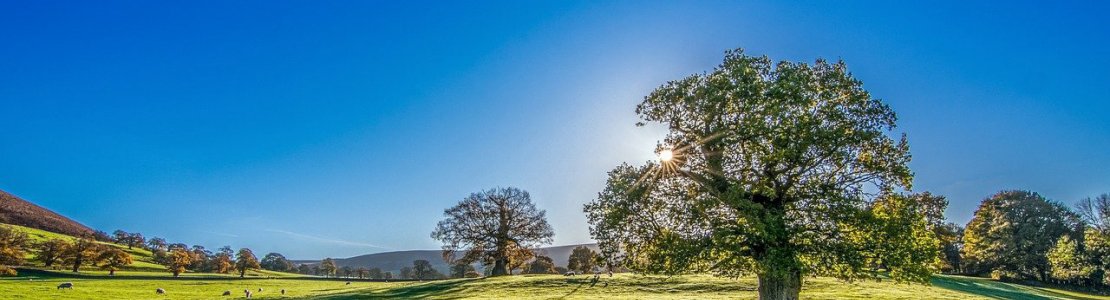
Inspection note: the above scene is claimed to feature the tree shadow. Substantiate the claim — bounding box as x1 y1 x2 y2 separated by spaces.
932 276 1103 300
293 279 478 299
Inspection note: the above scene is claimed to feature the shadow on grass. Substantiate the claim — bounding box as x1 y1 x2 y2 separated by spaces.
932 276 1103 300
293 279 477 300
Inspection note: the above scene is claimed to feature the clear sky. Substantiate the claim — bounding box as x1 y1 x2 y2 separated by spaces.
1 1 1107 259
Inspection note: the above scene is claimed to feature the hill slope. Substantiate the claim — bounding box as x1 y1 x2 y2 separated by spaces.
301 244 601 274
0 189 95 237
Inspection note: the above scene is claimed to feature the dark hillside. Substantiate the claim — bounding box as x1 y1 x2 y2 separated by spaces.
0 189 95 237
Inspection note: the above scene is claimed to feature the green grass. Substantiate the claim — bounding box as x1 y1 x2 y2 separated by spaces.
3 273 1110 299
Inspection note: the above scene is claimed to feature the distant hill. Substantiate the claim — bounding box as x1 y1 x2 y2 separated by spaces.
295 243 600 274
0 189 96 238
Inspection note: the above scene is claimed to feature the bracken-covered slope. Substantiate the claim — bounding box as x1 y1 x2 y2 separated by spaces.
0 189 95 237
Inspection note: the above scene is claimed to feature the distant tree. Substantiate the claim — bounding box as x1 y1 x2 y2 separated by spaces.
147 237 167 251
0 226 30 273
189 245 211 271
167 243 188 251
357 267 368 279
297 263 312 275
35 238 69 267
320 258 337 278
384 271 393 280
63 237 100 273
311 264 320 276
1077 194 1110 232
450 262 476 278
166 248 193 277
112 230 128 243
936 223 965 274
261 252 295 272
213 246 234 274
1048 235 1095 285
432 187 555 276
962 190 1082 281
92 230 112 242
235 248 260 278
342 265 354 278
567 246 597 274
368 267 383 279
413 260 435 280
96 247 132 276
125 233 144 250
400 266 413 279
526 255 557 274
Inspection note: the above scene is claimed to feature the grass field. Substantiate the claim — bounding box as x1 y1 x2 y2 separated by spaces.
4 273 1110 299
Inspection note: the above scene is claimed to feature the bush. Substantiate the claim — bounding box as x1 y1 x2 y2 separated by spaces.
0 267 16 277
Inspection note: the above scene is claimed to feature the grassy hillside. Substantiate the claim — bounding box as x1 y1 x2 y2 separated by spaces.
0 190 95 238
3 273 1109 299
3 223 302 278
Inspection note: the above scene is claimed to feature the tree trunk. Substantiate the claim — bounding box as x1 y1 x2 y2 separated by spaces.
71 258 80 272
758 270 801 300
491 258 509 276
109 269 115 276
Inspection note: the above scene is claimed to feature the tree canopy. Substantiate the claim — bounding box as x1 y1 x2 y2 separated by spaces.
235 248 260 278
584 49 930 300
962 190 1081 281
432 187 555 276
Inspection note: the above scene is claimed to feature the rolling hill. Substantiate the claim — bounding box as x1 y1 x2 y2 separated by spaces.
0 189 95 238
298 244 602 274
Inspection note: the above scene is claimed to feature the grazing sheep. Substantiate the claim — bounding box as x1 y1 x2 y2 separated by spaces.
222 290 231 296
563 271 576 276
258 288 263 292
244 290 253 298
281 289 286 295
57 282 73 289
156 288 166 294
345 281 351 285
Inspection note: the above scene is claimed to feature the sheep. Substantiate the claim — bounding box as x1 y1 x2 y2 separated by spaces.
345 281 351 285
222 290 231 296
563 271 576 276
57 282 73 289
258 288 263 292
244 289 253 298
156 288 166 294
281 289 286 295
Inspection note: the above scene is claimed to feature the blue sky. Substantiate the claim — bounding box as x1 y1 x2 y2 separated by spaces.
1 1 1107 259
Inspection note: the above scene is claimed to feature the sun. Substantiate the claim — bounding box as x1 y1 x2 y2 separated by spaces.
659 149 674 162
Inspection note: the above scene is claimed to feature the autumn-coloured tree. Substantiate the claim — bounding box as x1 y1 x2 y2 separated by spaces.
0 226 30 274
165 248 193 277
235 248 260 278
585 49 932 300
320 258 337 278
214 246 234 274
64 237 100 273
97 247 133 276
35 238 69 267
432 187 555 276
567 246 597 274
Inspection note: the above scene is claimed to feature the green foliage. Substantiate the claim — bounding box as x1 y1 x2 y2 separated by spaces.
1047 235 1095 283
413 259 437 280
450 263 476 278
526 255 557 274
584 48 925 299
96 247 133 275
962 190 1081 280
260 252 294 272
567 246 597 273
320 258 337 277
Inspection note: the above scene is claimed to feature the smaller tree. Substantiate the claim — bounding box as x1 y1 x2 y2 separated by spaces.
566 246 597 273
342 266 354 278
125 233 145 250
261 252 294 272
357 267 368 279
213 246 234 274
297 263 312 275
235 248 260 278
400 266 413 279
384 271 393 280
526 255 557 274
450 262 476 278
64 237 100 273
1048 235 1094 285
97 247 133 276
368 267 383 279
147 237 167 251
35 238 69 268
320 258 338 278
165 248 193 277
0 226 30 275
112 230 128 243
413 260 435 280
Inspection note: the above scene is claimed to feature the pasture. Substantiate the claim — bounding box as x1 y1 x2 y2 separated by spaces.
3 272 1109 299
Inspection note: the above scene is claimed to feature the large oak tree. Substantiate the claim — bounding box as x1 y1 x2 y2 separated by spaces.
432 187 554 276
584 49 935 300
